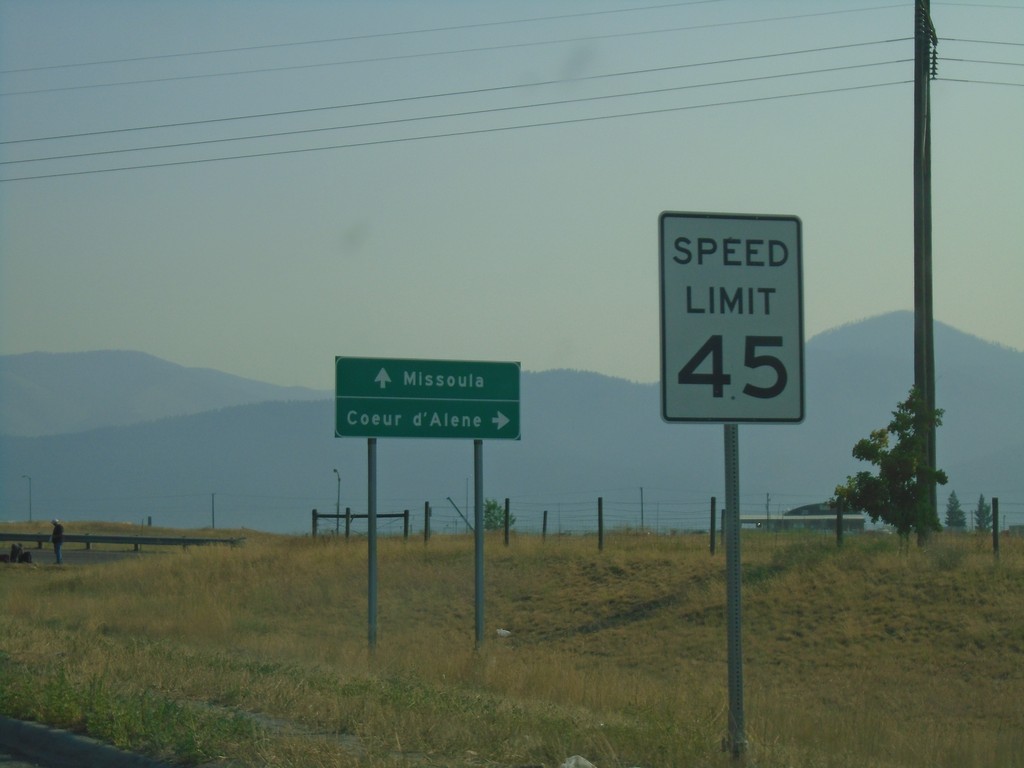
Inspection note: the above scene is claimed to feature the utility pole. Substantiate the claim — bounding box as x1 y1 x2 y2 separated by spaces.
914 0 938 528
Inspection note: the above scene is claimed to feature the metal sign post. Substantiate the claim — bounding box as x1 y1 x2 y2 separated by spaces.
474 439 485 648
723 424 745 754
367 438 378 652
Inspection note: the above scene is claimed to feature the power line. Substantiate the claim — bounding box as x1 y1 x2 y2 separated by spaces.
2 38 910 146
936 77 1024 85
942 38 1024 46
0 80 909 183
2 60 911 165
936 3 1024 11
0 6 907 97
939 57 1024 66
0 1 729 74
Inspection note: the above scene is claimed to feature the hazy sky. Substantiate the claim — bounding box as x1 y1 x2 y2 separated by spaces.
1 0 1021 390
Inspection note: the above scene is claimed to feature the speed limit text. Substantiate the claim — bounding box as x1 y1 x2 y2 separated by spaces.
672 237 790 267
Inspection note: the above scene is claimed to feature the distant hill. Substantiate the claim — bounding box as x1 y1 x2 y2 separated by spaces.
1 313 1020 534
0 350 327 436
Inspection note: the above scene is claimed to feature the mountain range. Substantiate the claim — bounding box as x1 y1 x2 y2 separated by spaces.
1 311 1020 535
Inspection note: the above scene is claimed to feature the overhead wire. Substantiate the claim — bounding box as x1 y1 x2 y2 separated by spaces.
935 77 1023 85
0 0 731 74
942 37 1024 46
2 59 912 166
1 30 918 181
2 2 998 182
936 36 1024 86
1 38 911 146
0 80 910 183
941 57 1024 65
0 2 904 92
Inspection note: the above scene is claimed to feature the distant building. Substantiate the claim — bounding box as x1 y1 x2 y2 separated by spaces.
740 502 865 533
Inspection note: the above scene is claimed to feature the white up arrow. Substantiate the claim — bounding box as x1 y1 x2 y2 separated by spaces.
375 368 392 389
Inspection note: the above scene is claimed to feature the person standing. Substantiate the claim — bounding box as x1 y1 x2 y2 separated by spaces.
50 518 64 564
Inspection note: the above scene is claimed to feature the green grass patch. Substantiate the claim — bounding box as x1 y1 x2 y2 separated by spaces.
1 525 1022 766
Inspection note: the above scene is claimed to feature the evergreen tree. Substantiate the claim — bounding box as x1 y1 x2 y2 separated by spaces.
973 494 992 532
944 490 966 531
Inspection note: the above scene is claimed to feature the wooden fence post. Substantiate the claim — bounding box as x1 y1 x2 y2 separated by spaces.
710 497 717 555
504 498 510 547
993 497 1000 561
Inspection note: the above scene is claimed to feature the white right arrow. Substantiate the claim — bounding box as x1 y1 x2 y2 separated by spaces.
375 368 392 389
492 411 509 430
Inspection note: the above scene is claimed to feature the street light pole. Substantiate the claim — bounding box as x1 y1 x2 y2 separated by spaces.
21 475 32 522
333 468 341 534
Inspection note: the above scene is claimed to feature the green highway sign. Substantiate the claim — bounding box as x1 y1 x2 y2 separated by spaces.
335 357 521 440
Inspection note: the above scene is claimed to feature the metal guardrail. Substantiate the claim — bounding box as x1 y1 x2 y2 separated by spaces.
2 532 244 551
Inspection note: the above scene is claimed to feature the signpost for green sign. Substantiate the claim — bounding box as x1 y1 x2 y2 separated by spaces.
659 211 803 757
335 356 521 651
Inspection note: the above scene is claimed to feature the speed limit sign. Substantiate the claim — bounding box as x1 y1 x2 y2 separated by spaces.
659 211 804 423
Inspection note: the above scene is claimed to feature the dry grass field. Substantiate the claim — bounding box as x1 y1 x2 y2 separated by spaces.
1 521 1022 767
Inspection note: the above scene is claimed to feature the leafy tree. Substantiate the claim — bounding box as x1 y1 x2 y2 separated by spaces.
944 490 967 531
973 494 992 533
483 498 516 531
832 387 947 547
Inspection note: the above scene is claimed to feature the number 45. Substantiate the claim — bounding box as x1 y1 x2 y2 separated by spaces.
677 335 787 399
